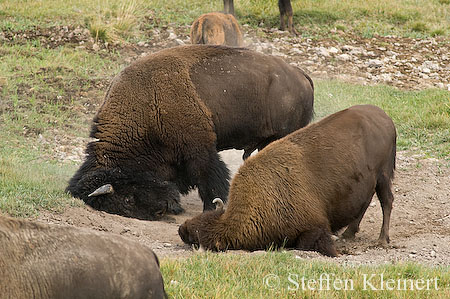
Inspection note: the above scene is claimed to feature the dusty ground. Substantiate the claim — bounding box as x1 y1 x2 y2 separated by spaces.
6 24 447 265
37 150 450 266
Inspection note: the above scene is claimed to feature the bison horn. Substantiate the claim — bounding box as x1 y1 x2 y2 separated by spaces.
88 184 114 197
212 198 224 211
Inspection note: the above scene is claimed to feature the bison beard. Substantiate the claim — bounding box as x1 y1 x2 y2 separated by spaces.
66 45 314 220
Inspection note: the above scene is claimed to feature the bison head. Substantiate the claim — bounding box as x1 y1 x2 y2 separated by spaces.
178 198 225 248
67 167 182 220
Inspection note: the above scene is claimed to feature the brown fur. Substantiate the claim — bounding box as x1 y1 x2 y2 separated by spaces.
190 12 244 47
223 0 298 35
67 45 314 219
179 105 397 257
0 215 167 298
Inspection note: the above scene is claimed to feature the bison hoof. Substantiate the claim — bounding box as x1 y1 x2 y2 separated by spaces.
341 229 357 240
376 237 390 247
167 201 184 215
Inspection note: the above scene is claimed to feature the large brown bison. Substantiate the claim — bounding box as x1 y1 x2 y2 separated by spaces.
224 0 298 35
66 45 314 220
178 105 396 257
190 12 244 47
0 215 167 298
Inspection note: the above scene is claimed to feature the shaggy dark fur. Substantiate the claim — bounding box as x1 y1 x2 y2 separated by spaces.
179 105 397 257
67 45 314 220
190 12 244 47
224 0 298 35
0 215 167 299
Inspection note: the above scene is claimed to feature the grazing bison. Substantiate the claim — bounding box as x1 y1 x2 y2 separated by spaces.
0 215 167 299
66 45 314 220
224 0 298 35
178 105 396 257
190 12 244 47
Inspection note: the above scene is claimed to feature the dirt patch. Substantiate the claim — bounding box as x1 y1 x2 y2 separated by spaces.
36 150 450 266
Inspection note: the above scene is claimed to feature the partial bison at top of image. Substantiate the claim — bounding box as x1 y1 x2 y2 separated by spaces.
0 215 167 299
179 105 397 257
223 0 298 35
190 12 244 47
66 45 314 220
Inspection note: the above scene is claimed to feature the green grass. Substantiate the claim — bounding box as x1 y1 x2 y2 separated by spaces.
314 80 450 159
0 0 449 38
161 252 450 298
0 131 82 217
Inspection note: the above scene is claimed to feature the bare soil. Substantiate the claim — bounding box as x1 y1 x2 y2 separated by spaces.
36 150 450 266
7 24 447 265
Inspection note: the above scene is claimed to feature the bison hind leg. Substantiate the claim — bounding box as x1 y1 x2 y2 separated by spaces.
295 227 338 257
376 173 394 246
341 198 372 240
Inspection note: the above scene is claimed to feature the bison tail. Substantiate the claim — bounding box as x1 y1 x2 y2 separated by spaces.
390 133 397 178
190 18 203 45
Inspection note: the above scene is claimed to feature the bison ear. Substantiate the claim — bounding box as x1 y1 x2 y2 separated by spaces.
88 184 114 197
212 198 224 211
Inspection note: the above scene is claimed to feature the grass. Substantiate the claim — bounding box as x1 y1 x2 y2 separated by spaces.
0 130 82 217
161 252 450 298
314 80 450 159
0 0 449 38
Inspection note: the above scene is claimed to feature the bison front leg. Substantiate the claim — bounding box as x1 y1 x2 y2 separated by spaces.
195 151 230 211
223 0 235 15
342 198 372 240
278 0 298 35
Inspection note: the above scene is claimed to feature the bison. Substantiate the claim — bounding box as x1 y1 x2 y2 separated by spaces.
190 12 244 47
0 214 167 299
223 0 298 35
178 105 396 257
66 45 314 220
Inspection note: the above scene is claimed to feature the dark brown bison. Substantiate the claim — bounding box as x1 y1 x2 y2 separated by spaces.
66 45 314 220
224 0 298 35
0 214 167 299
178 105 396 257
190 12 244 47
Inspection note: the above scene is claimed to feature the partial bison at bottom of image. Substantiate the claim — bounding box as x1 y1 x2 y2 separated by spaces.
179 104 397 257
66 45 314 220
0 215 167 299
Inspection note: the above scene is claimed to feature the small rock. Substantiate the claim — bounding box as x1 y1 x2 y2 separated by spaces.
317 47 330 57
92 43 100 51
289 47 302 55
328 47 339 54
168 32 177 40
368 59 383 67
137 41 145 47
337 54 351 61
175 39 185 45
